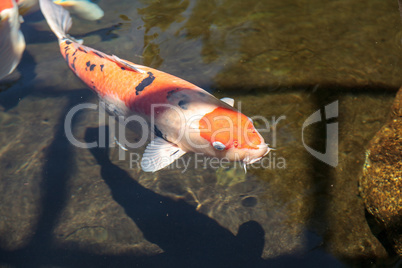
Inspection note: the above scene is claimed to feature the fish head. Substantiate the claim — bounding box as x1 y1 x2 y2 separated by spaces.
199 106 270 164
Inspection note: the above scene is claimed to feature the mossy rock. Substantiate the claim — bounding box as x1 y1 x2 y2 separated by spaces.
359 88 402 255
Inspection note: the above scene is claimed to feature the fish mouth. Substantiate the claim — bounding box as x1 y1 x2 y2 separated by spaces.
257 143 270 151
258 143 271 157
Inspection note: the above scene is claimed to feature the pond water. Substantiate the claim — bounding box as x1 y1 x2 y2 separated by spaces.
0 0 401 267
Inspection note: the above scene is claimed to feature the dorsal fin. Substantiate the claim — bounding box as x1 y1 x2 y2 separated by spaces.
71 43 146 74
111 55 146 73
220 97 234 107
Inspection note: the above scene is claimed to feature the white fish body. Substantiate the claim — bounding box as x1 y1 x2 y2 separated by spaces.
0 0 25 80
17 0 104 20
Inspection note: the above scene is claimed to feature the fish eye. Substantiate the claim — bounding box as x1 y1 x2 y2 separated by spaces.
212 141 226 151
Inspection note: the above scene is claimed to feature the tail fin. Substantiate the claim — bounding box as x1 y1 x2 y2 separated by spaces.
39 0 72 40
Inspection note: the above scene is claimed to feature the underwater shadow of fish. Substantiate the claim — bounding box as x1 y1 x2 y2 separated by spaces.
74 23 123 42
85 126 265 268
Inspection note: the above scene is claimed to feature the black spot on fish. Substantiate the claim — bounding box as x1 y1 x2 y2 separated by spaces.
65 53 70 65
65 40 72 45
167 89 179 100
154 125 163 138
198 92 206 97
93 51 104 58
166 89 181 103
90 64 96 71
154 125 166 140
78 47 87 53
71 57 77 71
135 72 155 95
170 150 180 156
85 61 90 71
72 50 77 57
121 67 126 71
92 86 96 90
100 64 104 72
178 99 189 110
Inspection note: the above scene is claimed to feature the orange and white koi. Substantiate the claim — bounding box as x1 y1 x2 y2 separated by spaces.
0 0 25 80
50 0 103 20
39 0 271 172
0 0 102 81
17 0 103 20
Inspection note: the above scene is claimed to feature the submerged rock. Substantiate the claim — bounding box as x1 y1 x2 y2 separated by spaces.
359 87 402 255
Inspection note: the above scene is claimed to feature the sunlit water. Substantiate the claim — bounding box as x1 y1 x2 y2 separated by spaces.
0 0 401 267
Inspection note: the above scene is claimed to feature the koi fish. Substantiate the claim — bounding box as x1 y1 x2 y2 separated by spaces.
52 0 103 20
17 0 103 20
0 0 101 81
39 0 271 172
0 0 25 80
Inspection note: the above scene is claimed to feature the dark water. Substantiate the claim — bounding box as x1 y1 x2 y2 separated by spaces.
0 0 401 267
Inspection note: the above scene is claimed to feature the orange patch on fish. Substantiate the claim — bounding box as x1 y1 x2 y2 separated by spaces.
199 107 262 150
59 40 202 116
0 0 14 12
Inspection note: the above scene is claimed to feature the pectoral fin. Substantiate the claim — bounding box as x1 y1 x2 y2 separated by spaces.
141 137 186 172
220 97 234 107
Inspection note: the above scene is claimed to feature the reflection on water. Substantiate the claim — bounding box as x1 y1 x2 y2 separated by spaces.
0 0 401 266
